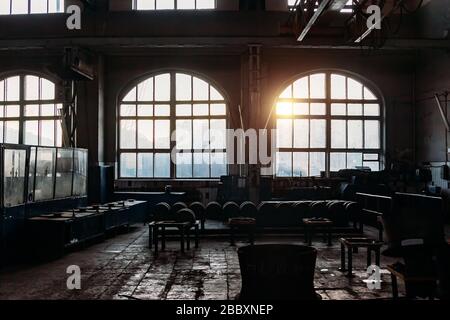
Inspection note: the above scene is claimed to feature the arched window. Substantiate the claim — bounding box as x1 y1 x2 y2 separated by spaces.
118 71 228 179
275 71 382 177
0 74 62 146
133 0 215 10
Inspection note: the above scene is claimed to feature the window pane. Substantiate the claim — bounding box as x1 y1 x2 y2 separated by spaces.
176 104 192 116
178 0 195 9
154 104 170 116
6 105 20 117
348 120 363 148
156 0 175 9
120 153 137 178
193 77 209 100
293 77 308 99
211 152 227 177
210 87 223 100
0 121 3 142
176 74 192 101
347 153 362 169
330 153 346 172
293 103 308 115
348 78 363 100
154 120 170 149
364 161 380 172
155 74 171 101
193 152 209 177
6 76 20 101
48 0 64 13
210 103 226 116
0 1 11 14
331 103 346 116
24 121 39 145
364 87 377 100
31 0 47 14
136 0 155 10
123 87 137 102
293 152 308 177
193 119 209 150
5 121 19 143
364 103 380 116
176 120 192 149
137 153 153 178
176 152 192 178
277 119 292 148
12 0 28 14
154 153 170 178
197 0 215 9
310 120 326 148
348 103 362 116
137 120 153 149
310 74 325 99
0 81 4 100
41 78 55 100
331 120 346 148
310 103 325 115
331 74 346 99
137 78 153 101
25 75 39 100
210 119 226 149
364 154 379 161
193 104 208 116
120 104 136 117
276 152 292 177
41 120 55 146
294 119 309 148
310 152 325 177
56 120 62 147
276 102 292 116
279 85 292 99
138 104 153 116
365 120 380 149
41 104 55 116
120 120 136 149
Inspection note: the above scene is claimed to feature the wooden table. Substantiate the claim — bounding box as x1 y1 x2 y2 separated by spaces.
302 218 333 247
228 218 257 246
149 220 199 255
339 237 384 277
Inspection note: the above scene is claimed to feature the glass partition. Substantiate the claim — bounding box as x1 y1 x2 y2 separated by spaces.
3 148 26 207
54 148 74 199
27 147 36 202
72 149 88 197
34 147 56 201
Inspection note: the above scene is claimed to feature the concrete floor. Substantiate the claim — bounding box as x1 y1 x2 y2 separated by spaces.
0 225 404 300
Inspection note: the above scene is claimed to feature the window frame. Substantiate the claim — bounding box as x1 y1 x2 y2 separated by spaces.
0 72 62 147
274 71 384 178
117 71 229 181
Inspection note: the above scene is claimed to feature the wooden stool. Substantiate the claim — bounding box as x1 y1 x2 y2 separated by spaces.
303 218 333 247
339 237 383 277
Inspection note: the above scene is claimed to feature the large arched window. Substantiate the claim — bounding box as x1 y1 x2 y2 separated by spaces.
275 71 382 177
0 74 62 146
118 72 228 179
